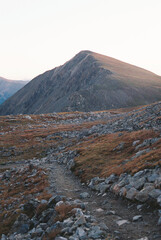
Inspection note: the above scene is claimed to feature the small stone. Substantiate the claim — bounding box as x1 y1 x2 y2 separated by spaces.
55 201 64 207
137 238 148 240
41 199 48 204
99 222 109 231
137 205 143 210
106 210 116 215
119 187 127 197
112 184 121 194
157 194 161 206
80 192 90 199
116 220 130 226
88 225 105 239
61 227 70 234
132 140 140 147
115 237 121 240
103 199 108 205
98 183 110 194
76 227 87 238
67 159 75 170
96 208 104 212
158 209 161 217
1 234 7 240
158 217 161 225
63 217 74 227
55 237 68 240
69 237 79 240
74 215 86 226
73 208 84 217
113 142 125 151
48 195 65 206
133 215 143 222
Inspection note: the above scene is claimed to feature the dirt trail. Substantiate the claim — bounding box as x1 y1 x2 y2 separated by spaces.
1 160 160 240
43 160 161 240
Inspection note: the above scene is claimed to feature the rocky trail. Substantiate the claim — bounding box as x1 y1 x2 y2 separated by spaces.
40 157 161 240
1 157 161 240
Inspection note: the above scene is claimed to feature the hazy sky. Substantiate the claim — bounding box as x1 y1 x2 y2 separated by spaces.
0 0 161 80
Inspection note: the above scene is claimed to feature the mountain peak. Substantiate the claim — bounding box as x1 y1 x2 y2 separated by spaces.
0 51 161 115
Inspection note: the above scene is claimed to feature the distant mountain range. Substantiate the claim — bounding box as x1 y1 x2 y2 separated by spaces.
0 50 161 115
0 77 28 105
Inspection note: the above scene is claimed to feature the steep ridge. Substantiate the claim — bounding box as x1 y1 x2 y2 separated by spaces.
0 77 28 105
0 50 161 115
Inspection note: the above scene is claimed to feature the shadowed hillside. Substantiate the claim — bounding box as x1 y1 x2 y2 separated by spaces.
0 50 161 115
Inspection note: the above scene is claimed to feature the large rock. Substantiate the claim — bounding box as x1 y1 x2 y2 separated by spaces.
126 187 138 200
149 189 161 199
135 186 154 202
130 177 146 190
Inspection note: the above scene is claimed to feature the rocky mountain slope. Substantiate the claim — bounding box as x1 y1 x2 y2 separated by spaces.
0 51 161 115
0 102 161 239
0 77 28 105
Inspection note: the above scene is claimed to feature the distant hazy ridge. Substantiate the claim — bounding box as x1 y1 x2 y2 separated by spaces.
0 77 28 105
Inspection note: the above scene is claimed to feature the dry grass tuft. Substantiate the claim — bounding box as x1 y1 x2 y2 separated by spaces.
55 203 77 222
36 203 48 217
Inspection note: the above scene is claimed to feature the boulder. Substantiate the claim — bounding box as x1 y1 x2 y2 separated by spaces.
130 177 146 190
126 187 138 200
149 189 161 199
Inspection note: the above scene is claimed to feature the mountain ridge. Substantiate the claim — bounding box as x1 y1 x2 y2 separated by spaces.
0 50 161 115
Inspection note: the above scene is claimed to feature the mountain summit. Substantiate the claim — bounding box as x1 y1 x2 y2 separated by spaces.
0 50 161 115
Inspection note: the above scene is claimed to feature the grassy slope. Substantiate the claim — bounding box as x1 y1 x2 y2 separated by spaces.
73 129 161 181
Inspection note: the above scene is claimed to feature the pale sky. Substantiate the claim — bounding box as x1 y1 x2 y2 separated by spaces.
0 0 161 80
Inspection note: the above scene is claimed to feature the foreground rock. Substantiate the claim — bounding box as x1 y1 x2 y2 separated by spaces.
1 196 109 240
